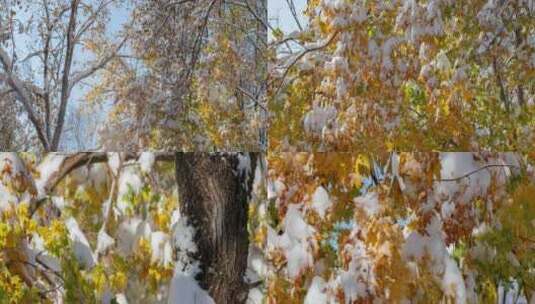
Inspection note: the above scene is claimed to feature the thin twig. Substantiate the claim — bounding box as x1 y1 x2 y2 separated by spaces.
439 164 520 182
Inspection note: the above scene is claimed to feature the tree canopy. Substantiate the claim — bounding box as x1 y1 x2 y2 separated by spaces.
269 0 534 152
264 152 535 303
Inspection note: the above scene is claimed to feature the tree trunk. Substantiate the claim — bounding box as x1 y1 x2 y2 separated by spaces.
174 153 257 304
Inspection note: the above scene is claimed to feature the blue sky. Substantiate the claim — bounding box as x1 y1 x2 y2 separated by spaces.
268 0 307 37
10 1 133 150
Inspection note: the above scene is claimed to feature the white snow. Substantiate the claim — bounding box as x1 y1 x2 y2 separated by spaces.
65 217 96 269
167 271 215 304
150 231 173 266
139 152 156 174
117 166 143 214
441 200 455 219
368 38 380 62
284 204 315 241
286 242 314 279
323 0 346 10
172 217 197 254
27 233 61 273
96 229 115 254
267 179 286 200
89 163 109 188
353 192 380 217
391 153 406 191
303 104 337 134
334 233 374 302
117 217 143 256
245 246 267 284
282 205 315 278
442 256 466 304
51 196 67 210
403 216 446 264
108 152 121 176
336 78 347 99
311 186 332 219
304 276 328 304
115 293 128 304
403 215 468 301
337 270 367 303
267 204 316 279
351 2 367 23
330 56 348 72
246 288 264 304
434 152 491 204
35 154 66 197
435 51 451 71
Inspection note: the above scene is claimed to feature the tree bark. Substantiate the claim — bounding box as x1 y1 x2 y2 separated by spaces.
174 153 256 304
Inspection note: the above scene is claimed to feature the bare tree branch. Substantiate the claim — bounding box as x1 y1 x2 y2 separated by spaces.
0 48 50 150
74 0 115 43
272 31 339 98
69 34 128 90
285 0 303 31
51 0 80 151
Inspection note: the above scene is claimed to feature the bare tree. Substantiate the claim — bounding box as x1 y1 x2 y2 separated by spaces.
0 0 129 151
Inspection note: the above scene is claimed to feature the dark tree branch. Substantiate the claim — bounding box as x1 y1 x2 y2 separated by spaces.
51 0 80 151
272 31 339 98
0 49 50 150
492 56 510 112
69 34 128 90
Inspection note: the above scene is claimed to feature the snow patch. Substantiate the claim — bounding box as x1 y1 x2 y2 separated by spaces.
35 154 65 197
354 192 380 217
96 229 115 254
267 204 316 279
303 105 337 134
167 272 214 304
434 152 491 204
311 186 332 219
65 217 96 268
139 152 156 173
304 276 328 304
117 217 143 256
108 152 121 176
267 179 286 200
442 256 466 304
246 287 264 304
117 166 143 214
172 217 197 254
151 231 173 266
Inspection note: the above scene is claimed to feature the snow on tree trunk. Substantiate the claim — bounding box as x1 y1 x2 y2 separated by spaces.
174 153 257 303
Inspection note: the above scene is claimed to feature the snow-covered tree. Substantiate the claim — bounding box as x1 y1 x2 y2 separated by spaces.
0 152 264 303
264 152 535 303
270 0 534 152
95 0 268 151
